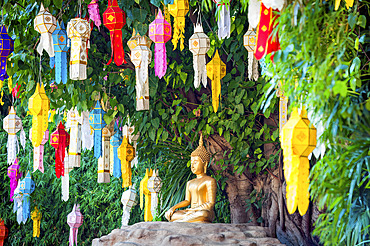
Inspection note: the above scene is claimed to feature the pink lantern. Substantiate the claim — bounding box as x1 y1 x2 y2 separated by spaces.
7 158 22 202
67 204 83 246
88 0 102 31
149 9 171 79
30 128 49 173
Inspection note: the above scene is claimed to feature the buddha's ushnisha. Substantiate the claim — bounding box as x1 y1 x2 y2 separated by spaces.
165 134 217 223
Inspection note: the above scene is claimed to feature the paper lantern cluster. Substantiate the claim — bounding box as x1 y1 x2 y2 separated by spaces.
281 108 316 215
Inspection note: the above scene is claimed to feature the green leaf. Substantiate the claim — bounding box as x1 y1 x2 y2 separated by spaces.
357 15 366 28
348 13 357 29
53 0 63 9
152 118 160 129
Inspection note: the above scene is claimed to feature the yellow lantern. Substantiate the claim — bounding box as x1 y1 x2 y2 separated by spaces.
118 137 135 188
31 206 42 237
281 107 316 216
28 83 50 147
168 0 189 51
206 50 226 113
140 169 153 222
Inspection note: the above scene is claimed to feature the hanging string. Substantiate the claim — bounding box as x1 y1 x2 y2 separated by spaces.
78 0 82 18
39 53 42 86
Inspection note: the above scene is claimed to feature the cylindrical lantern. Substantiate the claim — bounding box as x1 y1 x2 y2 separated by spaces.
28 83 50 147
213 0 231 40
122 125 139 168
103 0 126 66
3 106 26 164
0 219 8 246
206 50 226 113
50 122 70 178
31 206 42 237
282 107 316 216
149 9 171 79
88 0 102 31
121 186 137 227
67 109 83 168
52 21 69 84
168 0 189 50
140 169 153 222
98 122 114 183
118 137 135 188
89 101 107 159
147 169 162 217
244 28 258 81
131 36 152 111
189 23 210 89
7 158 21 202
81 111 94 151
0 25 14 82
19 171 35 221
67 18 91 80
110 124 122 178
67 204 83 246
34 3 57 57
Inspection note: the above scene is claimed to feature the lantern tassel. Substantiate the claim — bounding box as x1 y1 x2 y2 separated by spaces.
212 77 221 113
88 0 102 31
217 5 231 40
154 43 167 79
20 128 26 149
94 129 102 158
248 52 259 81
193 54 207 89
62 174 70 201
22 194 31 221
37 33 55 57
172 17 186 51
7 134 19 165
9 178 17 202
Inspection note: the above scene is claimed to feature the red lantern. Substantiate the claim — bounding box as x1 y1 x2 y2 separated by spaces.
0 219 8 246
103 0 126 66
50 122 70 178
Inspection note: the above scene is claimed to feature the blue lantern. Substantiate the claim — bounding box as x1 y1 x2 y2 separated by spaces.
110 122 122 178
51 21 69 84
19 171 35 221
89 101 106 159
0 26 14 81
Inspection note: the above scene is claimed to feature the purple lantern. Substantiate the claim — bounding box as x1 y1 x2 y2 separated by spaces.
7 158 22 202
88 0 102 31
149 9 171 79
67 204 83 246
0 26 14 81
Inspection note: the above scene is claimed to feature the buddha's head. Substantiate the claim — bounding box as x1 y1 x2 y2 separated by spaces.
191 134 210 174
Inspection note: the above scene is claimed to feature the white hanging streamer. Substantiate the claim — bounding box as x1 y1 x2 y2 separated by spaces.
216 2 231 40
81 111 94 150
62 150 70 201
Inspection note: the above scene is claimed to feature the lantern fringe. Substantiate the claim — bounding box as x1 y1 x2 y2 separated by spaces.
62 174 69 201
193 55 207 89
121 206 131 227
154 43 167 79
217 5 231 40
20 128 26 149
55 52 68 84
172 17 186 51
248 52 259 81
37 33 55 57
212 78 221 113
81 112 94 151
7 134 19 165
88 1 102 31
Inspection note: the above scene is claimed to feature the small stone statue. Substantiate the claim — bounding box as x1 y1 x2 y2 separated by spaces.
165 134 217 223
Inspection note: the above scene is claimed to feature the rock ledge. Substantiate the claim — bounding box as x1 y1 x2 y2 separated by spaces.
92 222 285 246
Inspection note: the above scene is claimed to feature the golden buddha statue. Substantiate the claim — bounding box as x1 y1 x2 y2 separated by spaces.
165 134 217 223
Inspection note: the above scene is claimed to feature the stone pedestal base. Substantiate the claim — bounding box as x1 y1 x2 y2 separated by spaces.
92 221 285 246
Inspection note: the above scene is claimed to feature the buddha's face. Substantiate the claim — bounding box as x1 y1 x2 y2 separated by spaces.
191 156 205 175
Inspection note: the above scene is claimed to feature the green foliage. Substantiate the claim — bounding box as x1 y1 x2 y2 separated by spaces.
259 0 370 244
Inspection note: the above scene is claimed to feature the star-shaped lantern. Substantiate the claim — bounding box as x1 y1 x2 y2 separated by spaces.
118 137 135 188
52 21 69 84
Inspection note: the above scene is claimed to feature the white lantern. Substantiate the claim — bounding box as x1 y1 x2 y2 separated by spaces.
121 185 137 227
147 170 162 217
67 108 83 168
98 122 114 183
34 3 57 57
244 28 259 81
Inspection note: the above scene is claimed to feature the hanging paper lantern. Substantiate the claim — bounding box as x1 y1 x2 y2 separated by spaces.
121 185 137 227
31 207 42 238
128 29 152 52
206 50 226 113
30 129 49 173
122 125 139 168
89 101 106 158
88 0 102 30
147 169 162 217
140 169 153 222
110 123 122 178
0 219 8 246
189 23 210 89
67 109 83 168
81 111 94 151
13 183 26 224
34 3 57 57
213 0 231 40
19 171 35 221
7 158 21 202
118 137 135 188
50 122 70 178
0 26 14 82
67 18 91 80
254 3 280 61
103 0 126 66
149 9 172 79
62 150 71 201
3 106 26 164
282 108 316 216
168 0 189 50
276 82 288 135
130 35 152 111
244 28 259 81
28 83 50 147
97 121 114 183
67 204 83 246
51 21 69 84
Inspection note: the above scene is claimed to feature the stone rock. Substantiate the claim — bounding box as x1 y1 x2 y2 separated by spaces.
92 222 285 246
